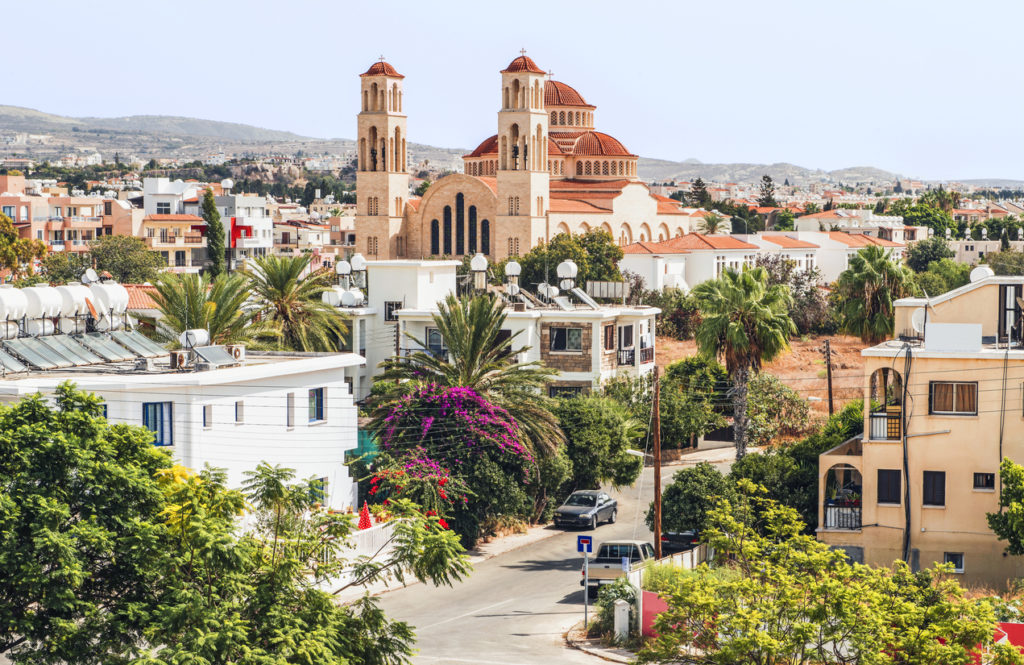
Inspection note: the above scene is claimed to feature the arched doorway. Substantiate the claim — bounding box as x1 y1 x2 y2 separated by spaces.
823 463 863 529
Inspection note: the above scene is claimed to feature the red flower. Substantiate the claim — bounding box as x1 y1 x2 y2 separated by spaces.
439 477 448 487
382 499 389 505
368 486 378 495
439 489 448 500
438 518 450 529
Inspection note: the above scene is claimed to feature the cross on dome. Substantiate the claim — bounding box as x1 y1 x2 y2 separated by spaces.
378 54 386 61
520 48 527 56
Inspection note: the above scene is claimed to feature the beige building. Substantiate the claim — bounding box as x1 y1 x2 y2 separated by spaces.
818 270 1024 586
354 55 692 262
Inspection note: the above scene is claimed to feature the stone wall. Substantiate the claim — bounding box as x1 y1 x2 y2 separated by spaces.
539 321 592 373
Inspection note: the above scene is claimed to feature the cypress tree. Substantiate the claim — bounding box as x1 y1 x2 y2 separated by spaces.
689 178 711 208
203 188 226 277
757 174 778 207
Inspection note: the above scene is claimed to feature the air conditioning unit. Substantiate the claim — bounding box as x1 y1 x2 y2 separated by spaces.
226 344 246 362
170 350 190 369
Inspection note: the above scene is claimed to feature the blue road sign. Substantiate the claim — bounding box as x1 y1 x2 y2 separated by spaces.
577 535 593 553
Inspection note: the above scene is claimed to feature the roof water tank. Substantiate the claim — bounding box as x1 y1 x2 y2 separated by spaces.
56 284 92 316
23 286 62 319
58 317 86 334
340 289 364 307
90 282 129 315
0 285 28 321
322 286 344 307
24 319 54 336
0 321 18 339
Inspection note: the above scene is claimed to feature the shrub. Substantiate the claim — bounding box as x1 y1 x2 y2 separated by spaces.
595 577 636 636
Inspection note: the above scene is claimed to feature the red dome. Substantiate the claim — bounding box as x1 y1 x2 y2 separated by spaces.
545 80 592 108
465 134 564 158
566 131 633 157
502 55 545 74
360 61 404 78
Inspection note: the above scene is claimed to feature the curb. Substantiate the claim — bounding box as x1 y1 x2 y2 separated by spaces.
565 621 636 664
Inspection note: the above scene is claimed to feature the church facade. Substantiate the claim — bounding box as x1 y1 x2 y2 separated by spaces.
355 54 693 261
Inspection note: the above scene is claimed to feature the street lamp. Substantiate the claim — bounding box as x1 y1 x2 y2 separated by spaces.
350 253 367 289
556 259 578 291
470 253 488 291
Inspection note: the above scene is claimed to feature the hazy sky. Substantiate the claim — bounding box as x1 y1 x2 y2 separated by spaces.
7 0 1023 180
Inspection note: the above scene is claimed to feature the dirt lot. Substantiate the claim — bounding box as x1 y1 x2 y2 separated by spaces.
656 334 866 418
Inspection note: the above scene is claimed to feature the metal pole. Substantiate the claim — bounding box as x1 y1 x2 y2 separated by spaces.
583 554 589 628
825 339 834 416
653 365 662 560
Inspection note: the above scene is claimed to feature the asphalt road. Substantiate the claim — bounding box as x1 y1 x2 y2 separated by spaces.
377 464 670 665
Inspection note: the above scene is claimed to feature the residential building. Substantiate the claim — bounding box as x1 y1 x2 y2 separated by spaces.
618 233 762 291
817 270 1024 585
140 213 207 272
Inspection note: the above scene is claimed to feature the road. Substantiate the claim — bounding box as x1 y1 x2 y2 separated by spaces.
377 459 729 665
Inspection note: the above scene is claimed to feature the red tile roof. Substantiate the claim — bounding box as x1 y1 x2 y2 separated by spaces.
826 232 903 248
622 240 683 255
623 233 758 254
144 214 204 222
549 130 635 157
550 179 630 192
502 54 545 74
407 198 421 211
465 134 563 158
799 210 845 219
761 234 818 249
124 284 158 310
544 80 593 108
548 199 609 213
360 60 404 78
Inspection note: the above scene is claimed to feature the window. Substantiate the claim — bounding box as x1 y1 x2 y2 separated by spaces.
384 301 402 322
100 404 108 419
156 202 171 214
309 388 325 422
286 392 295 428
549 385 584 398
618 324 634 349
974 472 995 490
426 327 447 358
142 402 173 446
235 400 244 424
923 471 946 507
943 552 964 573
203 404 212 429
549 327 583 352
309 477 328 504
877 469 901 504
929 382 977 415
603 325 615 351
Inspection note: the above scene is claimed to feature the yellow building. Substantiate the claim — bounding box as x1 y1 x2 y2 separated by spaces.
354 55 692 261
818 269 1024 587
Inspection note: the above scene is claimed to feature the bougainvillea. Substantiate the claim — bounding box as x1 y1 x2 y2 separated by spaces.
369 448 471 521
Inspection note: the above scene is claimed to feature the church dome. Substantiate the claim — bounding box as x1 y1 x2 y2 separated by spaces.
361 61 404 78
502 54 545 74
465 134 564 158
567 131 633 157
545 80 592 108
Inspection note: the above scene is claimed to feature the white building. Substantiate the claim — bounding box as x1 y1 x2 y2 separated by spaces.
0 351 362 510
331 258 659 401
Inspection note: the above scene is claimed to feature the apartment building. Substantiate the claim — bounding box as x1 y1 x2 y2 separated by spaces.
817 269 1024 585
330 257 659 401
183 191 273 269
0 174 105 252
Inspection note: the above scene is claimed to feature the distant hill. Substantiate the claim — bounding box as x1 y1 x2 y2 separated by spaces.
636 158 899 186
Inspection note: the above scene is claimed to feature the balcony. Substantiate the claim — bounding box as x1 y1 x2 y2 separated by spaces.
617 349 635 366
146 234 207 249
639 346 654 364
869 409 901 441
823 502 861 530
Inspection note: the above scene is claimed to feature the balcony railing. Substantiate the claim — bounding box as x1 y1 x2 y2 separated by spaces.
617 349 635 366
869 411 901 440
639 346 654 364
823 502 861 530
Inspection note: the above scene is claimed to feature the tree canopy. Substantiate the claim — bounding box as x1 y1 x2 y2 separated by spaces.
905 236 955 273
202 187 225 278
513 230 622 291
552 394 643 490
88 234 166 283
836 245 915 343
0 213 46 279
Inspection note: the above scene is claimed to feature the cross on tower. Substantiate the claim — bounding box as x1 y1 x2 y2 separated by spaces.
547 69 554 79
378 54 386 62
520 48 527 56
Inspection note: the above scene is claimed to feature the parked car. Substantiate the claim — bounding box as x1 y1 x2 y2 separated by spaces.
553 490 617 530
582 539 656 598
660 530 699 555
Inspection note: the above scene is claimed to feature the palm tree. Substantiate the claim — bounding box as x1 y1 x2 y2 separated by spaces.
150 272 279 346
245 254 348 352
375 293 564 455
698 212 726 235
837 245 915 344
693 267 795 459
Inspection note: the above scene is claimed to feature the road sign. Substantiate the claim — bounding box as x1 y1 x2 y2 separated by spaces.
621 556 631 572
577 535 593 553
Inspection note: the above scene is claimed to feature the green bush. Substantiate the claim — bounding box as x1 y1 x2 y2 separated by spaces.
595 577 636 635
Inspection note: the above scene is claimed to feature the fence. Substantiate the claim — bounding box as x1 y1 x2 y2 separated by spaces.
628 544 710 637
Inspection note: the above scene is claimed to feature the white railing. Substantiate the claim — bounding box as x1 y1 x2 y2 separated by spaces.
348 520 396 560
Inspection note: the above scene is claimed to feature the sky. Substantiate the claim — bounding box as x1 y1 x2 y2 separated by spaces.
7 0 1024 181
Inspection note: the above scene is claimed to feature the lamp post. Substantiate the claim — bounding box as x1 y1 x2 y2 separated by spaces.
470 253 488 292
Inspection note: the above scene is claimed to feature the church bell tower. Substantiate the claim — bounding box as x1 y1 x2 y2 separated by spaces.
495 51 550 260
356 59 408 259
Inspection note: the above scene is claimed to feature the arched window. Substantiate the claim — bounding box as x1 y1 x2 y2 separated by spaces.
511 79 521 109
576 161 583 175
430 219 439 254
468 205 478 253
362 90 368 111
514 196 520 215
455 193 465 255
371 83 378 111
443 206 452 254
585 162 592 176
602 161 609 175
481 219 490 255
551 111 557 124
508 196 514 215
504 86 510 109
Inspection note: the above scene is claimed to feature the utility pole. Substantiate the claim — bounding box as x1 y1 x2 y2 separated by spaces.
652 366 662 560
823 339 834 416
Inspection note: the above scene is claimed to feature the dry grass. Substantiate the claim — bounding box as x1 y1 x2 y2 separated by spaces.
656 334 867 418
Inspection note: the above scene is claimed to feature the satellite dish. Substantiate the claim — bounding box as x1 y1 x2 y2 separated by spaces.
81 268 98 284
970 265 995 283
911 307 927 334
537 282 549 297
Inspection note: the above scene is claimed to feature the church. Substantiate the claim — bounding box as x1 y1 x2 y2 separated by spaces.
355 53 693 261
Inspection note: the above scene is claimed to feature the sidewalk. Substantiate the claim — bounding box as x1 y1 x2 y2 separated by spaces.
335 521 563 602
565 621 636 664
661 444 760 469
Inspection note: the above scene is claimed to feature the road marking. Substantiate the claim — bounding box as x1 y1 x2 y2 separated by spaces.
419 598 516 630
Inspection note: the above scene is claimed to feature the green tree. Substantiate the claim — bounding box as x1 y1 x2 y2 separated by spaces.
578 229 624 282
688 177 711 207
552 395 643 492
202 187 226 278
905 236 955 272
88 234 166 283
514 230 622 291
915 258 971 296
39 250 92 283
0 383 171 664
693 267 795 458
772 208 795 231
837 245 915 343
745 372 811 447
757 174 777 207
802 202 821 215
697 211 726 235
377 293 563 455
647 462 733 535
150 271 280 345
987 250 1024 276
245 254 347 351
0 213 46 279
988 457 1024 555
660 356 728 448
901 204 954 235
415 180 431 196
